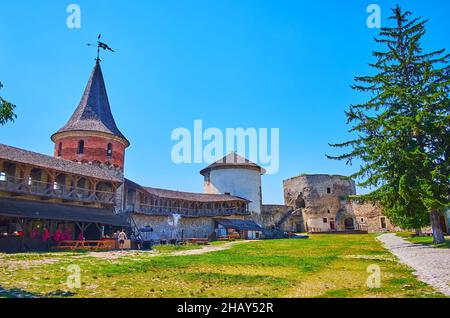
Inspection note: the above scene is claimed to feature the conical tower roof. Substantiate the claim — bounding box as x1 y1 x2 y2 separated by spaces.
51 61 129 146
200 152 265 175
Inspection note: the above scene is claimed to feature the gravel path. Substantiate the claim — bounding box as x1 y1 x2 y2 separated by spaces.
377 233 450 296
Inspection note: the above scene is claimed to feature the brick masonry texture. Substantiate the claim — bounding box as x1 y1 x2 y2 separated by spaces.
53 135 126 169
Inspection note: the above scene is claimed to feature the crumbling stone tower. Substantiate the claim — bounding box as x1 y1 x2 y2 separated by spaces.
283 174 357 232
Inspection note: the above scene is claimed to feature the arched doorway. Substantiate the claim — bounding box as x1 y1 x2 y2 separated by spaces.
344 218 355 231
295 194 306 209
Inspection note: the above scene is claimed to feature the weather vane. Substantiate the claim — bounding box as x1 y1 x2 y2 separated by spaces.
87 34 115 62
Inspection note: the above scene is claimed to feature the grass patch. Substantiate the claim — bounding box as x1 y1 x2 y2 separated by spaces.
406 236 450 248
152 240 229 254
396 232 450 248
0 235 445 298
152 244 203 254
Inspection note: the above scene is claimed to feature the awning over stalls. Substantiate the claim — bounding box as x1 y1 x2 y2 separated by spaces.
215 218 263 232
0 198 128 227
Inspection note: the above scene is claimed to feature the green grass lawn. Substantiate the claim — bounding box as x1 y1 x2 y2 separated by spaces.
0 234 445 298
153 240 229 254
396 232 450 248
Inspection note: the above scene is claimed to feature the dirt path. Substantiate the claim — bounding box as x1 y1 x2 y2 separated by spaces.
377 233 450 296
170 240 251 256
87 240 251 260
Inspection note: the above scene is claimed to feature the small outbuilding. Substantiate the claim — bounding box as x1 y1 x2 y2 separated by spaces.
215 218 263 240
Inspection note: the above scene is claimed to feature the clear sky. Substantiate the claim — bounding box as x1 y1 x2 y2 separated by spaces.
1 0 449 204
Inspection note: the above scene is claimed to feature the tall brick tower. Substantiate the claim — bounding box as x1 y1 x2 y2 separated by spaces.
51 60 129 170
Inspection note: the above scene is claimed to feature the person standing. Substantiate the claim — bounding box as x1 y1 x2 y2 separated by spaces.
118 229 127 251
53 228 62 242
77 232 85 241
135 234 143 250
42 228 50 241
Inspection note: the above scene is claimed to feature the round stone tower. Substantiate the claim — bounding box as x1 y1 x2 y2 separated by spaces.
200 152 265 214
51 60 129 170
283 174 356 231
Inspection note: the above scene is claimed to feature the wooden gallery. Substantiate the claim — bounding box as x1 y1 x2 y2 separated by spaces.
0 59 264 252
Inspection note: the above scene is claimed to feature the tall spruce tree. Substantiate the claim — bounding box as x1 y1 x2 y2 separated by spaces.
328 6 450 244
0 82 17 126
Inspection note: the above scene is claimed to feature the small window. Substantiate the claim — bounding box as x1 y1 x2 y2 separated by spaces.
57 142 62 157
0 172 6 181
107 143 113 158
323 218 328 223
224 192 231 196
327 209 330 214
77 140 84 154
360 218 365 223
327 187 331 194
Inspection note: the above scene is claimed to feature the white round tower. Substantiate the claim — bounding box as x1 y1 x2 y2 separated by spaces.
200 152 265 214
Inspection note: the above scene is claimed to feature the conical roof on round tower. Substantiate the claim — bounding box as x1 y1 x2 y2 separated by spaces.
51 60 129 147
200 152 266 175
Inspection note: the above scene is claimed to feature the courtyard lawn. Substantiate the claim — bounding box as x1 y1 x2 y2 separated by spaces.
153 240 229 254
0 234 445 298
396 232 450 249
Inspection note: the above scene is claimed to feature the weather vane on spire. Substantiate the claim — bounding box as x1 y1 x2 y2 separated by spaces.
87 34 115 62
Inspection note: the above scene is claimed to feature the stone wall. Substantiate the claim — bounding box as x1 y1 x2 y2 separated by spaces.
133 214 227 241
114 183 126 212
283 174 356 232
351 202 399 233
281 174 402 233
260 205 303 232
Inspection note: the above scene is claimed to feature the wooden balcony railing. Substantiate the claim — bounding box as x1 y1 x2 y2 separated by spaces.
130 203 248 217
0 176 115 205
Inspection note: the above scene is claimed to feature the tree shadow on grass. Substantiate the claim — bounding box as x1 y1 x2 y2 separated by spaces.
0 285 75 298
413 241 450 249
407 237 450 249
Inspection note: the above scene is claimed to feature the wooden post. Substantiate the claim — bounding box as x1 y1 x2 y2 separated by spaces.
76 222 91 239
92 180 98 202
95 223 104 238
47 171 56 196
0 159 4 180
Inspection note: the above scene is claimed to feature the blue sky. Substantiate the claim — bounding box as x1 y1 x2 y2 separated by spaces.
1 0 449 204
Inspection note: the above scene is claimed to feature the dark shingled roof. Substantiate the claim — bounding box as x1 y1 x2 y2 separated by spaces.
0 144 123 182
124 179 248 203
200 152 265 175
0 197 128 226
144 187 250 203
216 218 263 231
124 178 147 191
52 61 129 146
